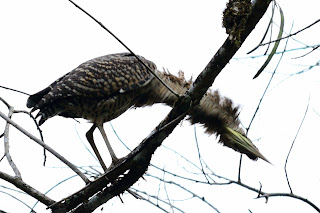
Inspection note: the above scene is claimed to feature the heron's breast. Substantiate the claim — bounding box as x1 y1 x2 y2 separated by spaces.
58 93 135 124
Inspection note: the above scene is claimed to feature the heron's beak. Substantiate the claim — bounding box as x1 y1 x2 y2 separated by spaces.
224 126 270 163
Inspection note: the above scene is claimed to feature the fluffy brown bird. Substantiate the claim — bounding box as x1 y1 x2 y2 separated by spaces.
27 53 268 171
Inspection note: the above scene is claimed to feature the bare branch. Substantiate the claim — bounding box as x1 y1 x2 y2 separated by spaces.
132 188 184 213
247 1 276 54
0 189 36 212
50 111 188 212
12 110 47 166
0 85 30 96
258 19 320 47
247 21 294 131
239 5 293 182
0 171 55 207
3 106 21 178
193 126 210 183
257 193 320 212
208 172 320 212
0 110 90 184
237 154 243 182
284 96 310 194
148 173 221 213
149 162 320 212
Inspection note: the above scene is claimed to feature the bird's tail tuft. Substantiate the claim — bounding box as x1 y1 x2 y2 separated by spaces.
220 126 270 163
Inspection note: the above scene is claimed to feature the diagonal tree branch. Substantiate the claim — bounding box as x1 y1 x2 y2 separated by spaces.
50 112 188 212
0 171 55 206
212 174 320 212
188 0 273 101
0 110 90 184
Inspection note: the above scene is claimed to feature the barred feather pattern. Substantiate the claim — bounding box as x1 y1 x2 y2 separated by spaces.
137 70 264 161
136 69 242 134
27 53 266 161
27 53 155 125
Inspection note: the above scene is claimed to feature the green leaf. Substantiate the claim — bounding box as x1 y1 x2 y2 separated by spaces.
253 5 284 79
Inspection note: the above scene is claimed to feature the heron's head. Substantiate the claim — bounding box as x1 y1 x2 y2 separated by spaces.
219 125 270 163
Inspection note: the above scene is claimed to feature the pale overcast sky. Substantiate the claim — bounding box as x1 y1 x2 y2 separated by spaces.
0 1 319 212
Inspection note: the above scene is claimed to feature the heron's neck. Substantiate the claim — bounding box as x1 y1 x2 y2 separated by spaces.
134 70 243 136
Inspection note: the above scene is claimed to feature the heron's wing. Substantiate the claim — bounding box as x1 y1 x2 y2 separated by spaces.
26 73 69 108
27 53 156 111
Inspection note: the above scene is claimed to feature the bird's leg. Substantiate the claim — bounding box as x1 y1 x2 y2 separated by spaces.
97 123 119 164
86 124 108 171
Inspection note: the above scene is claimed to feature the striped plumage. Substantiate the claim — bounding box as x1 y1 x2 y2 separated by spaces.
27 53 156 125
27 53 268 170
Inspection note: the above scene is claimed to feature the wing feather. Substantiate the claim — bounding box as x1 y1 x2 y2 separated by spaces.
27 53 156 112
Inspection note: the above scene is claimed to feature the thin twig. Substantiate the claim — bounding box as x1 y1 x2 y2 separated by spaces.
247 1 276 54
236 44 320 60
67 0 179 98
0 185 27 195
0 85 30 96
271 60 320 89
131 188 183 213
193 126 210 183
0 97 11 109
237 154 242 183
209 172 320 212
292 45 320 59
148 166 210 185
147 173 221 213
150 163 320 212
156 170 162 207
161 172 173 212
109 122 131 151
284 96 309 194
257 193 320 212
247 21 294 131
257 19 320 47
0 171 55 207
241 22 294 185
13 110 47 166
3 107 22 178
31 175 77 211
0 110 90 184
0 190 36 213
164 145 216 182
